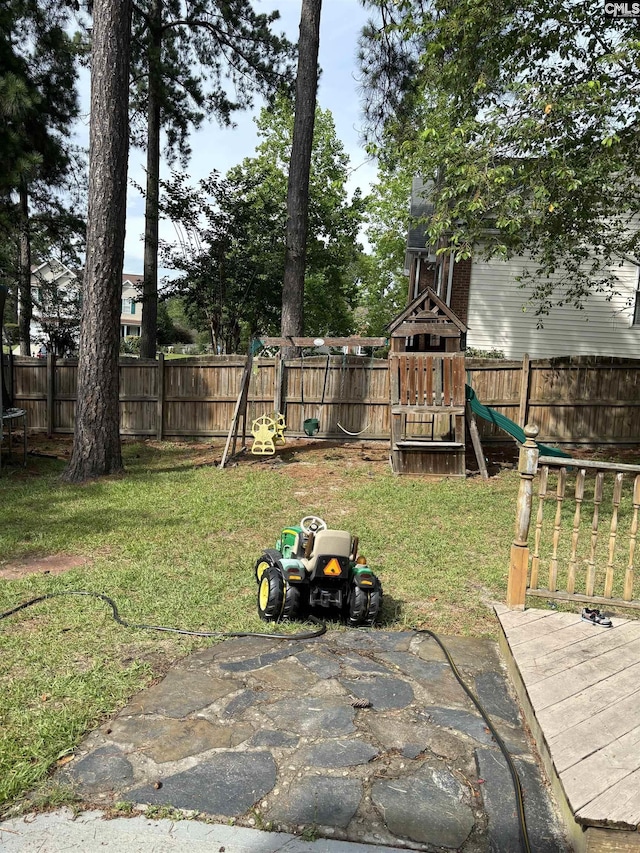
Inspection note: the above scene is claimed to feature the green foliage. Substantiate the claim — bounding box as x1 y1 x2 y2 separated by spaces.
120 335 141 355
359 0 640 314
0 0 80 194
465 347 506 360
0 0 86 346
129 0 294 164
359 167 412 335
160 96 366 351
157 299 192 346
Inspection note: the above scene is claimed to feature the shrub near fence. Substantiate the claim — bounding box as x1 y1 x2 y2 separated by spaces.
7 353 640 446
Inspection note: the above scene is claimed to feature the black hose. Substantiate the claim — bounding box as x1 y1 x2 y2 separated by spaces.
417 629 531 853
0 590 326 640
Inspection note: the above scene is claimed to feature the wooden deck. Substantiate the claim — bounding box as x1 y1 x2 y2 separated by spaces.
496 605 640 852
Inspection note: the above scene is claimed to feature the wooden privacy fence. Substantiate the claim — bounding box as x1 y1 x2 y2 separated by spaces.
10 353 391 440
467 354 640 445
507 425 640 611
7 352 640 444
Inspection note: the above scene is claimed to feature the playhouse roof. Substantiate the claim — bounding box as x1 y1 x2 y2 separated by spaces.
387 287 467 339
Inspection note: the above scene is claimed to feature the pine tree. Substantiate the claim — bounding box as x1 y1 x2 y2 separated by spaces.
281 0 322 359
0 0 82 354
130 0 294 359
62 0 132 483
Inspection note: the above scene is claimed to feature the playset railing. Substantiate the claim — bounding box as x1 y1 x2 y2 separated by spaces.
507 425 640 611
389 352 466 411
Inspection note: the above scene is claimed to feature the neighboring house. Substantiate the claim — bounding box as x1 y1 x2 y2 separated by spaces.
405 177 640 359
30 260 82 356
28 263 144 353
120 275 143 338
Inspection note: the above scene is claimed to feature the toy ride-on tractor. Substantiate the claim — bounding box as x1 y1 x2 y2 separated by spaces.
254 516 382 627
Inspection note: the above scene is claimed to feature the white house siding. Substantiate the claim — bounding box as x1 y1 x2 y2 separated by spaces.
467 255 640 359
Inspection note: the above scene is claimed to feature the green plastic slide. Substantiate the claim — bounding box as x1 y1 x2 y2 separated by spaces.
465 385 570 459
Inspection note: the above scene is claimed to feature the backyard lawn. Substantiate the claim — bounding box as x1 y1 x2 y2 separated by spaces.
0 436 542 813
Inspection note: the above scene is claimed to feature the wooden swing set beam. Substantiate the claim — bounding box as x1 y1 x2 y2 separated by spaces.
258 336 387 348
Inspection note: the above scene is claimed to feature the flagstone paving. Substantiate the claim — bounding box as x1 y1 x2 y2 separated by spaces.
56 629 569 851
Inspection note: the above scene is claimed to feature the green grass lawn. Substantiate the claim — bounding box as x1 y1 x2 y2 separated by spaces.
0 438 520 813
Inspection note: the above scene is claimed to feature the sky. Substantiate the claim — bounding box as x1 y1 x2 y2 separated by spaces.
92 0 379 275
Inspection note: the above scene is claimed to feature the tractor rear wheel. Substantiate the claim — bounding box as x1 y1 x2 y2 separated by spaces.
362 584 382 627
282 583 302 621
348 585 369 627
348 583 382 627
257 566 285 621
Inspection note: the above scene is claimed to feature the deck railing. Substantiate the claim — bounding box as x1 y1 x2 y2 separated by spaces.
507 425 640 610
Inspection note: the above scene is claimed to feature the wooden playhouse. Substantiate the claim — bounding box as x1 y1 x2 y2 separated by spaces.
388 288 468 477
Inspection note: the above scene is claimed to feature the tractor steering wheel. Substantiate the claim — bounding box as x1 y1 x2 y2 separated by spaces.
300 515 327 535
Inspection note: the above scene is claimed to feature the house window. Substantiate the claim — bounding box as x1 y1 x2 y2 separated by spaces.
122 297 136 315
634 290 640 326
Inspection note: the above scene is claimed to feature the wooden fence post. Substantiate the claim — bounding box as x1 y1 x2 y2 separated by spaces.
156 352 164 440
507 423 540 609
518 352 530 428
47 352 56 438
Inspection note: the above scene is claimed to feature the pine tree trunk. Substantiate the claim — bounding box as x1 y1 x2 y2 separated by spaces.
18 182 32 357
281 0 322 360
139 0 162 360
62 0 132 483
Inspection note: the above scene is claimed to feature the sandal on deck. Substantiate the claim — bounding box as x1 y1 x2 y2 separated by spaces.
581 608 612 628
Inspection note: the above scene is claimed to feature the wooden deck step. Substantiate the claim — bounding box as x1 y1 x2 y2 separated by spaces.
496 605 640 853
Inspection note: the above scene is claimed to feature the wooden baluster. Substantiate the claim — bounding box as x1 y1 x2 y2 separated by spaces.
408 356 417 406
424 355 433 405
567 469 586 595
548 468 566 592
416 356 425 407
434 356 443 405
529 465 548 590
586 472 604 596
624 474 640 601
604 473 624 598
443 357 452 406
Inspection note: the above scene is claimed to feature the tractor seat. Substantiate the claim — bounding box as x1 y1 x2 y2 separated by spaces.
302 529 352 575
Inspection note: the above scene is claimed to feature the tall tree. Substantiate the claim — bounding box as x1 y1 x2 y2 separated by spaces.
62 0 132 483
160 97 365 350
281 0 322 358
131 0 293 360
359 0 640 316
0 0 81 354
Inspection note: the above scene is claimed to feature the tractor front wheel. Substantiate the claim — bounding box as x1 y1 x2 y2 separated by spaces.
254 550 281 584
257 566 285 621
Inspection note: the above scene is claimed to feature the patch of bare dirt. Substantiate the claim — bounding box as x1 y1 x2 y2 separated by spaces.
237 437 392 484
0 554 90 581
